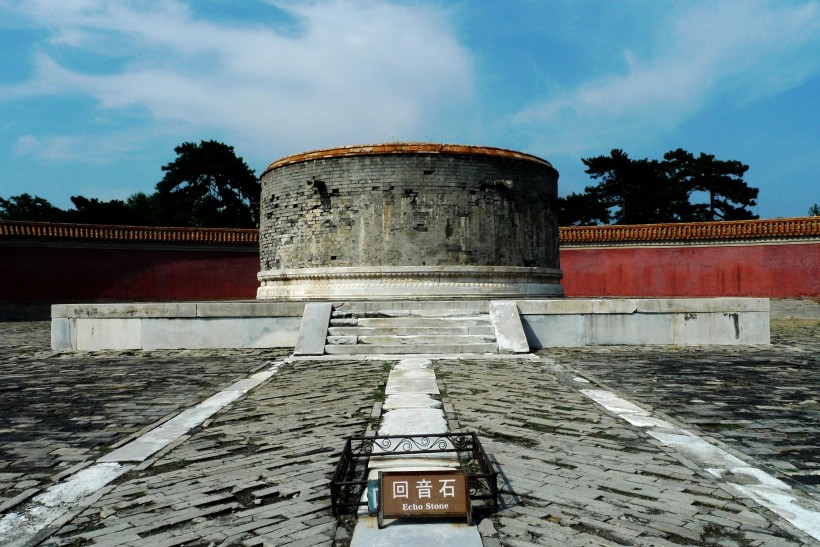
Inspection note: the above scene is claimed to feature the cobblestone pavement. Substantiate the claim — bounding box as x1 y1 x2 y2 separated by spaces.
539 319 820 498
0 321 290 510
2 320 819 546
436 357 813 546
45 359 387 547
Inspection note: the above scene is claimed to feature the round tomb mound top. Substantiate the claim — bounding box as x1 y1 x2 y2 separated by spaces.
257 142 563 300
263 142 557 176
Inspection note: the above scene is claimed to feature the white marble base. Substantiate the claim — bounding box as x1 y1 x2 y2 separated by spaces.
51 297 770 351
519 298 770 347
51 302 303 351
257 265 564 300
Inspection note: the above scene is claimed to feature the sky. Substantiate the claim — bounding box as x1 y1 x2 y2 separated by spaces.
1 0 818 219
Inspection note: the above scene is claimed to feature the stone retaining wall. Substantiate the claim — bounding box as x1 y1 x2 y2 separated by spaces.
50 298 770 350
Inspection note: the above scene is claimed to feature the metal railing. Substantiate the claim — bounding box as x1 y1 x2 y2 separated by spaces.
330 432 498 516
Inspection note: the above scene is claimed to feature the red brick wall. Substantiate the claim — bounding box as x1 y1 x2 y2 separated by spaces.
560 242 819 298
2 245 259 302
2 219 818 304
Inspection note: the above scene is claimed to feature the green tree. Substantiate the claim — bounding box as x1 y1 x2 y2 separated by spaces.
663 149 757 221
66 196 145 225
124 192 163 226
558 190 612 226
809 203 820 216
154 140 260 228
568 149 691 225
0 193 67 222
560 148 759 225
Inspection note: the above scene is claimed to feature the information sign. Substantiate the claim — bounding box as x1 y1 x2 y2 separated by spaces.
378 470 471 527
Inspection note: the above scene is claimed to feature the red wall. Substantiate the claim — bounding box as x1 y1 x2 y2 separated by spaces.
3 240 818 304
3 246 259 302
560 242 819 298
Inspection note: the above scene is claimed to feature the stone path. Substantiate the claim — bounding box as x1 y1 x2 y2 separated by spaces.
436 357 814 546
541 318 820 497
41 359 388 546
1 319 819 546
0 320 290 510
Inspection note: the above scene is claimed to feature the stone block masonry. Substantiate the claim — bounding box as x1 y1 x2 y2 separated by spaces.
260 146 559 270
257 143 564 300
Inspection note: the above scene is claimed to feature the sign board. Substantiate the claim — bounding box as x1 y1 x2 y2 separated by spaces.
378 470 471 527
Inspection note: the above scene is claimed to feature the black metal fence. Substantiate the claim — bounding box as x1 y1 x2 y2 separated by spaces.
330 432 498 516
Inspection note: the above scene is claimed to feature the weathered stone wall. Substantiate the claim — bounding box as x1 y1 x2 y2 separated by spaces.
259 150 559 271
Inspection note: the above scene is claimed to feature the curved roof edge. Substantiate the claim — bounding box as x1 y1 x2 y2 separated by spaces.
2 217 817 246
559 217 820 245
0 220 259 246
263 142 556 176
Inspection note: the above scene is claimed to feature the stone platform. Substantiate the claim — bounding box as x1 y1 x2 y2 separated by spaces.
51 297 770 351
0 319 817 546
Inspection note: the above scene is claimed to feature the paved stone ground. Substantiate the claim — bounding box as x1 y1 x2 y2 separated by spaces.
40 359 388 547
436 357 814 546
0 321 290 511
540 319 820 498
1 320 819 546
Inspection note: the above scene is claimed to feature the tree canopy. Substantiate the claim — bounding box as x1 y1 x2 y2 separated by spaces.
0 140 260 228
154 140 260 228
0 193 65 222
560 148 759 226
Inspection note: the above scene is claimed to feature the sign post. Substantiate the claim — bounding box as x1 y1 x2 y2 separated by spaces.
378 470 471 528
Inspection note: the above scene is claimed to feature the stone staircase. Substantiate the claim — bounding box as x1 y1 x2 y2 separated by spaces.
323 302 499 355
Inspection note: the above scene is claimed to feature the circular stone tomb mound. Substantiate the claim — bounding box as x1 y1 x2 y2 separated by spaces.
257 143 563 300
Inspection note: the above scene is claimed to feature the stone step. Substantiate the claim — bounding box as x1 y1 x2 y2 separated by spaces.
373 308 484 318
327 325 496 336
358 335 496 345
333 300 489 315
332 308 485 318
355 317 491 328
324 343 499 355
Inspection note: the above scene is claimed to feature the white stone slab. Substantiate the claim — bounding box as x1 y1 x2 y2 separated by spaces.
0 462 132 547
389 369 437 379
394 358 433 370
671 311 771 345
636 297 770 314
521 314 586 348
581 387 820 542
385 376 440 395
586 313 673 345
196 301 305 317
380 408 447 435
516 299 592 314
75 318 141 350
293 302 332 355
621 414 675 429
52 302 197 318
515 298 638 314
383 393 441 410
591 299 638 314
140 317 299 349
100 364 280 462
738 312 771 344
489 301 528 353
580 389 647 415
50 318 75 351
351 517 481 547
367 456 458 470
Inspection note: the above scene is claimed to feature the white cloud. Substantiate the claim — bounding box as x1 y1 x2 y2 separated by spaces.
514 0 820 155
3 0 474 159
13 132 145 162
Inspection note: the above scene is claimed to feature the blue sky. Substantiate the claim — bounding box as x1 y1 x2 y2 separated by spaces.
1 0 818 219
